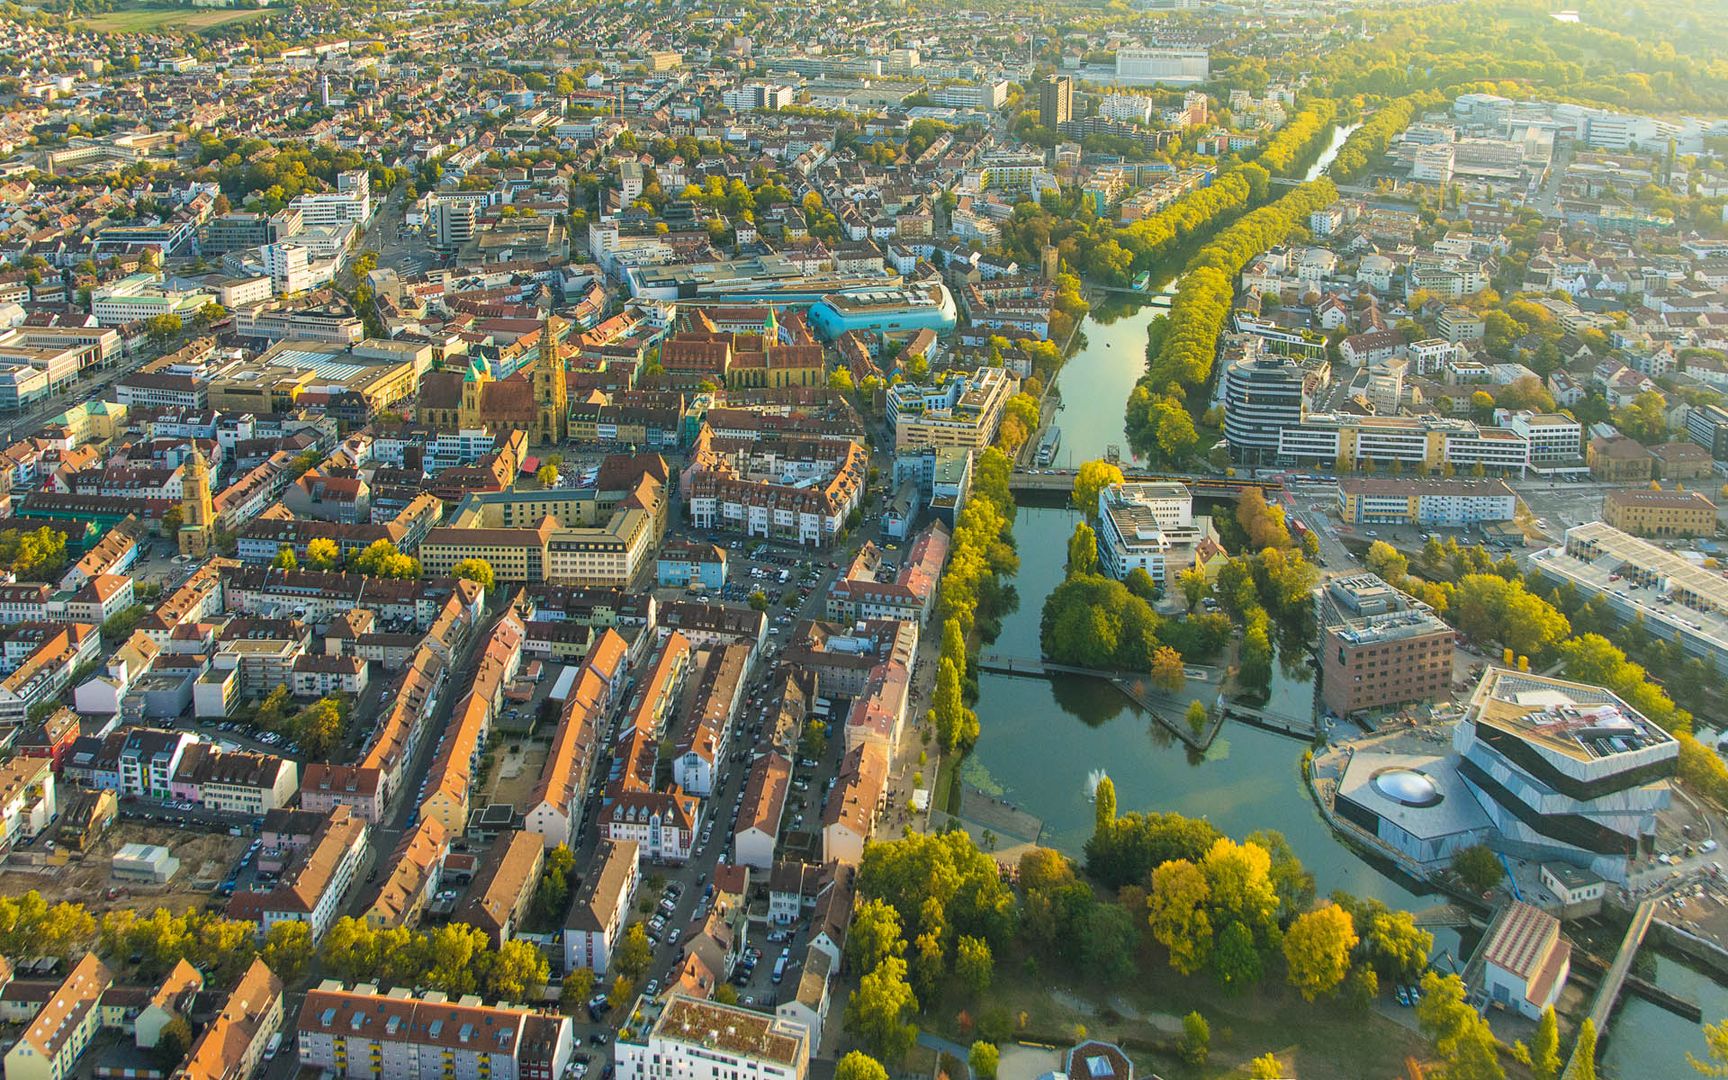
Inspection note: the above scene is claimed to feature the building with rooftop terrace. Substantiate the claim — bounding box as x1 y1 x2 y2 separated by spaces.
616 993 809 1080
887 366 1012 452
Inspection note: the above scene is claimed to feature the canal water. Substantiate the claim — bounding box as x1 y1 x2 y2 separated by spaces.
968 118 1725 1070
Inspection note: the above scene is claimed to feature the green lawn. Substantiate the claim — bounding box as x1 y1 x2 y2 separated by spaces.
78 5 268 34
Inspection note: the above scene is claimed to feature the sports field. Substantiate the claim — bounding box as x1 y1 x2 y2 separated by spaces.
77 5 268 34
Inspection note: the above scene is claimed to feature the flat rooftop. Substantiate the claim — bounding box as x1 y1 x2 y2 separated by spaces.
648 994 805 1067
1466 668 1676 763
1531 522 1728 659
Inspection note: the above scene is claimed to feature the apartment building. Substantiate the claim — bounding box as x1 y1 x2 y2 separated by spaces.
296 985 573 1080
1335 477 1518 526
175 957 285 1080
824 522 949 624
227 805 369 943
455 830 544 947
563 838 640 975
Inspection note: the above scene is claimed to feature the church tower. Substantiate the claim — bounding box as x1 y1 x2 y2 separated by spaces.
178 445 215 557
459 356 491 431
534 315 569 446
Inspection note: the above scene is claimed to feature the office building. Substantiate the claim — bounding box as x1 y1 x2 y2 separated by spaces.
1685 402 1728 460
1452 667 1676 883
1114 45 1210 85
89 274 212 326
1601 489 1717 538
1530 521 1728 674
616 994 809 1080
1093 482 1215 584
1319 574 1455 717
1039 75 1073 127
1335 477 1518 526
1221 355 1319 459
1279 414 1529 474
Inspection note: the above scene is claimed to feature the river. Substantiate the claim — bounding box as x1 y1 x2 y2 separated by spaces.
968 119 1721 1073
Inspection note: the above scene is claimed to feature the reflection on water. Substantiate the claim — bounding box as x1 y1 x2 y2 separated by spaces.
972 508 1423 910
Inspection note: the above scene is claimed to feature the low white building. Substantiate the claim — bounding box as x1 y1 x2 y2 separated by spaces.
616 995 809 1080
1094 482 1215 584
1477 901 1570 1021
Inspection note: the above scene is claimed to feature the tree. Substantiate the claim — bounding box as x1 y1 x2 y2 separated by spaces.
846 956 919 1065
615 923 653 981
1066 521 1098 578
835 1051 890 1080
1365 540 1408 585
1565 1019 1597 1080
1180 1012 1210 1066
351 539 420 579
261 920 313 984
487 939 550 1001
1148 859 1212 975
1247 1053 1285 1080
969 1042 999 1080
536 463 560 486
306 537 340 570
848 898 906 975
1093 776 1117 839
155 1015 193 1070
1149 646 1185 693
272 545 298 570
451 558 495 589
1079 903 1138 984
560 968 595 1012
1211 919 1263 992
1452 845 1502 893
749 589 770 611
145 313 183 347
290 696 345 759
1515 1005 1562 1080
955 935 993 996
1176 566 1209 609
829 366 856 393
1419 971 1506 1080
1282 903 1358 1000
1186 700 1208 737
1070 460 1125 517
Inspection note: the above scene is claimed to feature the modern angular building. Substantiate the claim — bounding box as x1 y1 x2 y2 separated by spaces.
1452 669 1677 883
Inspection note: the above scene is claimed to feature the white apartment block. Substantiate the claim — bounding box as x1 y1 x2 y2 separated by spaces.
616 996 809 1080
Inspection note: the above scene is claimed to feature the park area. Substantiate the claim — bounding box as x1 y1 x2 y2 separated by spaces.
77 5 268 34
